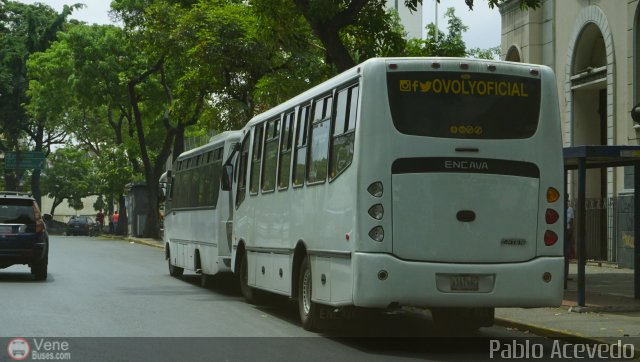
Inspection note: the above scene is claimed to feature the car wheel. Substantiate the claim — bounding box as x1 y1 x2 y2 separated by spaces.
31 259 48 281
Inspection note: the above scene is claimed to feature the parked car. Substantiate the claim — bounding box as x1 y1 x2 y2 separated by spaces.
66 215 98 236
0 191 50 280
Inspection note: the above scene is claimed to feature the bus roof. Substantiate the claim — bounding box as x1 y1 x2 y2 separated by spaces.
176 130 242 161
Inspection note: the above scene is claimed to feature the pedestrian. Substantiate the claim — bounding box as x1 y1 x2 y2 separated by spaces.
112 211 119 235
566 205 575 259
96 210 105 233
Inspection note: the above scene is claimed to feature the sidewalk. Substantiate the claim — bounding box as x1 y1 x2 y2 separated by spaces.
120 235 640 352
496 262 640 354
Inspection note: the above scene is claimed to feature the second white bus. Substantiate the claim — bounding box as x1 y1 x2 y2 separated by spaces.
164 131 242 286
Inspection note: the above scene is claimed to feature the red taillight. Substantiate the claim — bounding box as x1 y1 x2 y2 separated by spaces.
33 202 44 233
388 63 398 69
544 230 558 246
545 209 559 224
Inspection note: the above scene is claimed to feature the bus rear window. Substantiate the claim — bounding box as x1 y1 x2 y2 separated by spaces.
387 71 541 139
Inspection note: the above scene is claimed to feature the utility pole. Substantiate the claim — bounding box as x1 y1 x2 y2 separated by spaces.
434 0 439 42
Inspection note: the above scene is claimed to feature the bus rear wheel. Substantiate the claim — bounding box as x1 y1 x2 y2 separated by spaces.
239 251 262 304
168 259 183 277
298 256 320 331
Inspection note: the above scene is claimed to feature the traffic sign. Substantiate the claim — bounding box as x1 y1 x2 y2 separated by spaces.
4 151 45 170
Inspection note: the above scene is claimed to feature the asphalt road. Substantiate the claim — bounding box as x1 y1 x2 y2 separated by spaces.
0 235 558 361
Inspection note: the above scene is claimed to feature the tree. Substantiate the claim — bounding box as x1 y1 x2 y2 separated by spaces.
109 0 332 238
404 7 467 57
0 0 80 202
290 0 541 72
41 147 95 215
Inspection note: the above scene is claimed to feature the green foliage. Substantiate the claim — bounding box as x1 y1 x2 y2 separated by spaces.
467 46 501 60
404 7 467 57
340 2 408 63
41 147 95 213
93 144 134 198
404 0 541 12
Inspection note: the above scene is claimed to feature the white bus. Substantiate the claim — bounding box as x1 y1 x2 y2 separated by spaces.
163 131 242 286
223 57 565 331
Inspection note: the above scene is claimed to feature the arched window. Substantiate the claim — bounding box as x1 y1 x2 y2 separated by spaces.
505 46 521 62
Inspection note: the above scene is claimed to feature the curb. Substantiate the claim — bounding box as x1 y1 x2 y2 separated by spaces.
495 317 640 360
125 237 164 249
98 234 164 249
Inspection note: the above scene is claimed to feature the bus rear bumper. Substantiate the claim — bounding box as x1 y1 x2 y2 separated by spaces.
352 253 564 308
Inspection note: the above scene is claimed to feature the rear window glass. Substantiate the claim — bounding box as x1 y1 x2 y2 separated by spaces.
387 71 541 139
0 199 35 224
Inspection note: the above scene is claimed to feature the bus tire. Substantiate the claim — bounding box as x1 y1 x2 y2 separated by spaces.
168 259 184 278
239 251 262 304
201 274 212 288
298 256 320 331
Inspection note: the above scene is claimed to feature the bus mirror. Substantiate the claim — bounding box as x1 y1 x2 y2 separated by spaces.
221 164 233 191
158 183 167 202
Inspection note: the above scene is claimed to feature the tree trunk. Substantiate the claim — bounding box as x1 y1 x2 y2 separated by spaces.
142 180 160 239
313 25 356 72
117 194 128 236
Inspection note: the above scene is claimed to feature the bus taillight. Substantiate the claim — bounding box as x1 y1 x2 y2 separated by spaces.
546 187 560 203
545 209 559 224
544 230 558 246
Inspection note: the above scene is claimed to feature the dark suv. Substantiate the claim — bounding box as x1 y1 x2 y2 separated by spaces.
0 192 49 280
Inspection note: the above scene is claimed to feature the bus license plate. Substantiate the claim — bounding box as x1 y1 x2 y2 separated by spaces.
450 275 479 291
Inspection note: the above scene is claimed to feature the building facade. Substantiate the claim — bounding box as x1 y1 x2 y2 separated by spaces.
499 0 640 263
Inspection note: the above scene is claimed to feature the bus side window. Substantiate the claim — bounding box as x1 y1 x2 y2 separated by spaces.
249 124 264 195
330 84 359 180
236 135 250 208
293 104 310 187
278 111 294 190
261 118 280 193
308 95 332 184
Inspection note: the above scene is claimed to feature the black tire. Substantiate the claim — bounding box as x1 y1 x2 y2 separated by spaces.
31 258 48 281
201 274 211 288
298 256 321 331
168 258 184 277
239 251 263 304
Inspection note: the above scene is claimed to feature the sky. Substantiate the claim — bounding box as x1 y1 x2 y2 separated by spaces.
15 0 502 50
